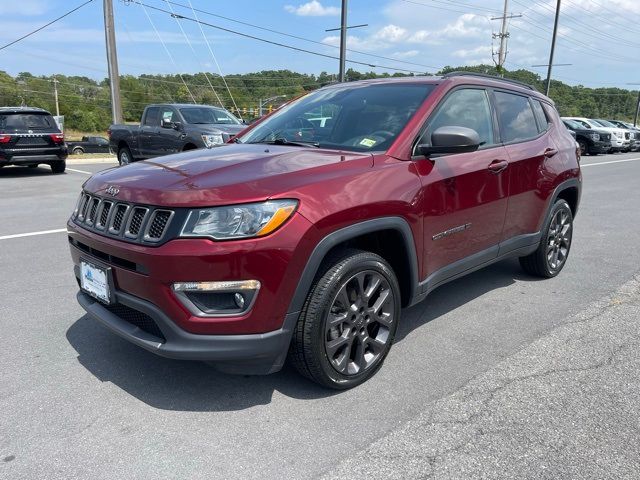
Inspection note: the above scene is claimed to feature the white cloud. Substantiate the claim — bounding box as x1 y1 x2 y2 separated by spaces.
392 50 420 58
284 1 340 16
409 14 490 45
374 24 408 43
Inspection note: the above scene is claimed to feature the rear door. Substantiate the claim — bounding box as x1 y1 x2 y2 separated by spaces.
415 87 510 278
495 91 558 242
139 106 159 158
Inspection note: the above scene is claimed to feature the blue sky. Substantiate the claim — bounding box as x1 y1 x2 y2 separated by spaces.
1 0 639 88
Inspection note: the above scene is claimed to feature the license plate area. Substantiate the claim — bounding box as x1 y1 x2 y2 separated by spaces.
80 259 113 304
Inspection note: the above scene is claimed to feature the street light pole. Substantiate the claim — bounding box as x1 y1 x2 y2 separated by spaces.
635 90 640 127
338 0 348 82
104 0 123 124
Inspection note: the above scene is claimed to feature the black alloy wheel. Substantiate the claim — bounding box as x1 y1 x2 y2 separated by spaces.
289 249 401 389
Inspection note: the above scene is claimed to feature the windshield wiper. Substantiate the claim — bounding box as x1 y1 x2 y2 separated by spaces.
255 137 320 148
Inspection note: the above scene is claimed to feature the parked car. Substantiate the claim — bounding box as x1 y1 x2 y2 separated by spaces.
593 119 633 152
562 119 612 155
67 136 111 155
108 104 247 165
562 117 628 152
69 73 581 389
0 107 67 173
605 119 640 151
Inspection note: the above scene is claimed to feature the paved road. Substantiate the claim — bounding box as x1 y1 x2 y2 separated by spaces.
1 153 640 479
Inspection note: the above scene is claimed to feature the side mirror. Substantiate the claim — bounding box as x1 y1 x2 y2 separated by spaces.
418 126 481 156
161 118 172 129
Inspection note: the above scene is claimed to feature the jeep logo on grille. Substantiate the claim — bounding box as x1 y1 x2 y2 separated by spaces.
105 185 120 196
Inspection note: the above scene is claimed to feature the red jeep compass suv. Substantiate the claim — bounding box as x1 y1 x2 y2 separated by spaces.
68 73 581 389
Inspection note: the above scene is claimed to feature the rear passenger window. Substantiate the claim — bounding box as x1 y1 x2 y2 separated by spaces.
143 107 159 127
494 91 539 143
531 100 549 132
419 88 495 149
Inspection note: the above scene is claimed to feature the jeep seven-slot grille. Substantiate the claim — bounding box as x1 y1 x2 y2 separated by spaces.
73 193 174 245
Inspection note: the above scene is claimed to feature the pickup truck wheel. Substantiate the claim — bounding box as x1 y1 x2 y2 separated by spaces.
289 249 400 389
519 199 573 278
118 146 132 166
72 147 84 155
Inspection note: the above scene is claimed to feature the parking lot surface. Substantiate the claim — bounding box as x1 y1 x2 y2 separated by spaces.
2 153 640 479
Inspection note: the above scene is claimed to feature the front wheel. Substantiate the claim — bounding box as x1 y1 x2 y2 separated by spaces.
72 147 84 155
577 139 587 156
118 146 132 166
519 199 573 278
289 249 401 389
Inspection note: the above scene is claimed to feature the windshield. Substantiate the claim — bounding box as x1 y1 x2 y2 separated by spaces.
594 119 616 128
179 107 241 125
564 119 581 130
0 112 56 132
237 83 434 152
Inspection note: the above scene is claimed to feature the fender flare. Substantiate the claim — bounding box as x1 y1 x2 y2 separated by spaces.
286 216 421 317
548 177 581 218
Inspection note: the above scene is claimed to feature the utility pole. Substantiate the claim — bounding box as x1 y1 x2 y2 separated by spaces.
545 0 561 96
326 1 367 83
491 1 521 76
51 77 60 117
104 0 123 124
635 90 640 127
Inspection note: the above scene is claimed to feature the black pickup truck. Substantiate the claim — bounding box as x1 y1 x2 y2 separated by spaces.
68 136 111 155
108 104 246 165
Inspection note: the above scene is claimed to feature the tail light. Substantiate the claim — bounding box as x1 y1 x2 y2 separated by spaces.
0 134 11 143
50 133 65 144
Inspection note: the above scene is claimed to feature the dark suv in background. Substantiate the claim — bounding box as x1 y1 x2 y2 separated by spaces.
562 118 611 155
0 107 67 173
69 73 581 389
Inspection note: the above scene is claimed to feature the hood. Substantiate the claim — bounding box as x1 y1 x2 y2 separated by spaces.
84 143 373 207
190 123 246 135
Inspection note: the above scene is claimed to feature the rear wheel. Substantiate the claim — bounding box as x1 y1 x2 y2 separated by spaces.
50 160 66 174
289 249 400 389
72 147 84 155
118 146 132 166
519 199 573 278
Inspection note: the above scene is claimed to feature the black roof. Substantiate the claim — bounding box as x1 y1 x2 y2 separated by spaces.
0 106 52 115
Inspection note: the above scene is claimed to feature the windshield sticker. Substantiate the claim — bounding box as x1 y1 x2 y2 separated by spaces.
359 138 377 147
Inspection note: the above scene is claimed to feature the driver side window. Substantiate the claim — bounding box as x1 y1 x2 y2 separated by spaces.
418 88 495 152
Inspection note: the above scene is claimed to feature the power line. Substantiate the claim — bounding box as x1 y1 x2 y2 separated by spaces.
163 0 442 71
0 0 94 51
126 0 426 74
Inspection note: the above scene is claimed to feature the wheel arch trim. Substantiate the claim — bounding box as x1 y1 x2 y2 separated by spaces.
286 217 420 316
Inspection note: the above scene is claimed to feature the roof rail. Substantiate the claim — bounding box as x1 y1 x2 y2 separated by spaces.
441 71 537 91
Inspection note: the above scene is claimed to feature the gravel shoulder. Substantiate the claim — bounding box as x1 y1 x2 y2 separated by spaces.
323 275 640 480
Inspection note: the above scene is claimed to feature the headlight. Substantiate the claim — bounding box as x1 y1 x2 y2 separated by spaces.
202 133 224 148
589 133 600 141
180 199 298 240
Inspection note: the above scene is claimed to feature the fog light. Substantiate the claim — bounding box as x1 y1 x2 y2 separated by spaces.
234 293 245 309
172 280 260 317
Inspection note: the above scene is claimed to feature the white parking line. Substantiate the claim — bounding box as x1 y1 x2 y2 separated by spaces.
0 228 67 241
67 168 92 175
581 157 640 168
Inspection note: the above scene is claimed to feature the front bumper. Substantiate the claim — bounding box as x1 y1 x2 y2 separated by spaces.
77 289 299 374
590 140 611 153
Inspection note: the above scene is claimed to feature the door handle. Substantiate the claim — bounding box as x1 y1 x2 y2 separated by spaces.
543 147 558 158
488 159 508 174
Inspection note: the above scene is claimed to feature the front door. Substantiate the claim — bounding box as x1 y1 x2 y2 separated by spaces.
415 87 509 280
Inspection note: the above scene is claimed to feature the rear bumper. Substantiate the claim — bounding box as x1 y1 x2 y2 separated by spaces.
0 146 68 164
77 289 298 374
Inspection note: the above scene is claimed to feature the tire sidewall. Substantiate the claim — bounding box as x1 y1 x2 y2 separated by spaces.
306 254 401 389
118 147 131 166
541 199 573 277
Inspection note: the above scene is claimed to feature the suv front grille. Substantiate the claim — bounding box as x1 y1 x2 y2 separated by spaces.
73 193 175 245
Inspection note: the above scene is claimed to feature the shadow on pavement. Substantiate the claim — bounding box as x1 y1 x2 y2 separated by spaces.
0 165 60 177
66 257 538 412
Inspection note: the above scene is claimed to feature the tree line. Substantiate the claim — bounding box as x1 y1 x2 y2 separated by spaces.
0 66 636 133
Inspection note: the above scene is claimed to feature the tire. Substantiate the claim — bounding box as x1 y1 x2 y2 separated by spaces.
577 139 588 156
72 147 84 155
50 160 66 174
289 249 401 389
118 146 132 166
519 199 573 278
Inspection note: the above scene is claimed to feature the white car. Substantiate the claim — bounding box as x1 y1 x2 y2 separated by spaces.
562 117 628 152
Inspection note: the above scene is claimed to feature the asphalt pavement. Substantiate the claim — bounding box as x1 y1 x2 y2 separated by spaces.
1 152 640 479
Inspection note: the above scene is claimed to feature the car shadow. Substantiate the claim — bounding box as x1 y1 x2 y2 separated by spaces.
66 257 538 412
0 165 60 177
